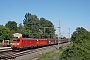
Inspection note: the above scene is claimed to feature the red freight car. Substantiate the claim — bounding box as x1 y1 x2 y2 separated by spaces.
47 38 58 45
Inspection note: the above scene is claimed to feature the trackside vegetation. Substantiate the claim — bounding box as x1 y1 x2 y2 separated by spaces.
60 27 90 60
31 27 90 60
30 43 72 60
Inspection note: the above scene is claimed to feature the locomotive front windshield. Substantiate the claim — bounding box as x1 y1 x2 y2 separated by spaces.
13 40 20 42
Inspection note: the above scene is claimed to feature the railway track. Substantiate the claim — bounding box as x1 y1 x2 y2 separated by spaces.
0 42 70 60
0 47 12 52
0 45 58 60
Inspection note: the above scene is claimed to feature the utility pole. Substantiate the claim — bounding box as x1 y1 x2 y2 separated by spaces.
68 28 71 43
69 28 70 38
43 27 49 34
58 20 60 49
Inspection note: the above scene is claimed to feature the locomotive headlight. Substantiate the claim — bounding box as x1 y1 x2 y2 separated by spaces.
17 43 19 45
12 43 14 45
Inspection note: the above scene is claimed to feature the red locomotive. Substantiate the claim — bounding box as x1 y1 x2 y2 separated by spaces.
11 38 58 50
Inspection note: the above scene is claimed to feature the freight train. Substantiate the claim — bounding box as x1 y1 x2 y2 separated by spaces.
11 37 70 51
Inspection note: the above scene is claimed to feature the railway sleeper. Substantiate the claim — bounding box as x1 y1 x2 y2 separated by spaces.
0 55 7 59
5 54 16 59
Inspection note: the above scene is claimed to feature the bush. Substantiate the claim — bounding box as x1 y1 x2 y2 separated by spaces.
60 27 90 60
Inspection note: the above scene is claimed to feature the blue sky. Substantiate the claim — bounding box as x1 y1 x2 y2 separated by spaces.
0 0 90 37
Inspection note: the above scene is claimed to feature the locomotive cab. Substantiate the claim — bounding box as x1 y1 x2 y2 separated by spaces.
11 38 22 50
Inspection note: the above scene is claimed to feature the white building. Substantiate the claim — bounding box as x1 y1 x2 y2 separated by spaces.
13 33 22 38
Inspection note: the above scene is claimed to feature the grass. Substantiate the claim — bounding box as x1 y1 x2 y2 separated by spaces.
30 43 72 60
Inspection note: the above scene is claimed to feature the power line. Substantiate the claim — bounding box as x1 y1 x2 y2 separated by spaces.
41 27 54 35
61 28 70 38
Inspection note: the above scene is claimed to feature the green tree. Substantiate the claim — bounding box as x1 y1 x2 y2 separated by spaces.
0 25 11 42
22 27 31 38
23 13 56 38
71 27 90 43
39 17 55 38
60 27 90 60
17 23 23 33
5 21 17 33
23 13 40 38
